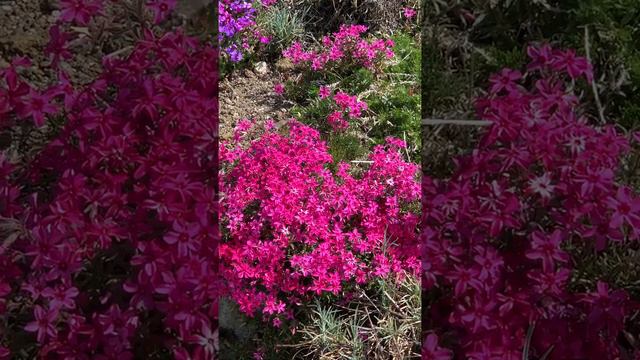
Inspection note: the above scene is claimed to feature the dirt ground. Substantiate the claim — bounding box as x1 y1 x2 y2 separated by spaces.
219 61 294 140
0 0 59 85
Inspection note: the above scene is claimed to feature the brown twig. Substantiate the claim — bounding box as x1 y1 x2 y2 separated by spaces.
584 26 606 124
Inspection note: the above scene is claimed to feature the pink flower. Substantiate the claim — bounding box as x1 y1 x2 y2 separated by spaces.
423 43 635 359
327 110 348 130
58 0 103 25
19 88 57 127
525 230 569 272
24 305 58 343
42 286 79 310
272 317 282 327
551 49 593 82
187 323 217 358
526 43 553 71
528 173 554 199
273 83 285 95
606 187 640 229
489 68 521 94
318 86 331 99
163 221 202 257
403 7 417 19
45 25 73 67
0 346 9 360
146 0 177 24
581 281 629 336
422 333 452 360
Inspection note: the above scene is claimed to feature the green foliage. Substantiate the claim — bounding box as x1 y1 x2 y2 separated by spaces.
289 31 421 158
568 242 640 299
424 0 640 126
366 83 421 154
387 32 421 76
292 274 421 360
219 297 299 359
339 68 376 95
327 132 368 165
424 0 640 339
257 4 308 59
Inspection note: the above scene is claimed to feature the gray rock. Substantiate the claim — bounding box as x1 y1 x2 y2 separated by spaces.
254 61 269 75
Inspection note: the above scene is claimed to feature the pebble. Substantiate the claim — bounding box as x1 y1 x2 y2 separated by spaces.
254 61 269 75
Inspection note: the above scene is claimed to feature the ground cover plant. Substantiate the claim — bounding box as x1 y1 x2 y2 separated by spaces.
422 33 640 360
0 1 219 358
218 0 422 358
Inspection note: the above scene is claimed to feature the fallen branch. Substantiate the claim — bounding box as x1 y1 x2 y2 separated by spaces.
584 26 606 124
350 160 374 164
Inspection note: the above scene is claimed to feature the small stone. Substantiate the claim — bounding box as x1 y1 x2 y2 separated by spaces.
254 61 269 75
0 5 12 12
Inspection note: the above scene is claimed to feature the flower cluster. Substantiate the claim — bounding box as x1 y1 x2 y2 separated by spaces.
0 5 219 360
56 0 176 27
220 120 420 322
283 24 395 71
318 87 368 130
58 0 104 25
403 7 417 20
219 0 276 61
422 45 637 359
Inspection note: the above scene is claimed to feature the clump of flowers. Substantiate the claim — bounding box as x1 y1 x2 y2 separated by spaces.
423 44 638 359
219 0 277 61
273 82 285 95
317 87 368 130
403 7 417 19
0 4 219 359
283 24 395 71
220 119 420 323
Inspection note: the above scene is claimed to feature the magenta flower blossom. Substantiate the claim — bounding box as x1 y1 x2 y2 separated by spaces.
526 43 553 72
551 48 593 82
525 230 569 271
423 44 637 358
403 7 417 19
283 25 394 71
163 221 202 257
1 28 219 357
221 120 419 318
422 333 452 360
273 83 285 95
606 186 640 229
489 68 522 94
528 173 555 199
146 0 177 24
0 346 9 359
58 0 103 25
187 323 218 359
581 281 630 337
19 88 58 127
45 25 74 67
319 85 331 99
42 286 79 310
24 306 59 343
